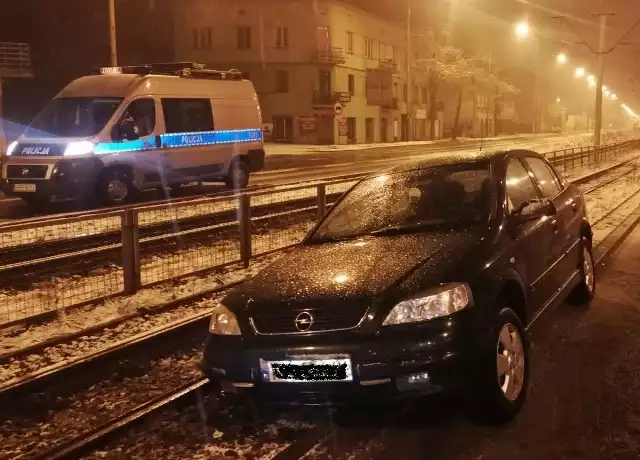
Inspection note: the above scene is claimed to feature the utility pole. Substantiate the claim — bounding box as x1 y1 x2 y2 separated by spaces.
108 0 118 67
406 1 412 141
593 13 612 148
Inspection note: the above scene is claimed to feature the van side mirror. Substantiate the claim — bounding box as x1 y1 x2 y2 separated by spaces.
510 198 556 225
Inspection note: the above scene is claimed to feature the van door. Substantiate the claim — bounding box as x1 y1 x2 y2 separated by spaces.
106 97 164 186
159 97 221 182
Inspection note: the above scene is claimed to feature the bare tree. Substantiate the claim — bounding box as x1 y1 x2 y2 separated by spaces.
413 29 518 140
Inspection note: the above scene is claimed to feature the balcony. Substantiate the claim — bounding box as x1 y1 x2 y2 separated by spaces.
379 59 398 73
313 47 346 64
313 91 346 106
0 42 33 78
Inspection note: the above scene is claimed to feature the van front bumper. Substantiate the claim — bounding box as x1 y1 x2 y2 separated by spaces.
1 158 103 200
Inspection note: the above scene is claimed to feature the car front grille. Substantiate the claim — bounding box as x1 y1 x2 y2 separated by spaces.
6 165 48 179
250 304 369 335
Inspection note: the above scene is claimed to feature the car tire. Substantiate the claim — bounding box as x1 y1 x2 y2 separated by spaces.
567 241 596 306
97 168 137 206
466 308 529 425
225 160 249 190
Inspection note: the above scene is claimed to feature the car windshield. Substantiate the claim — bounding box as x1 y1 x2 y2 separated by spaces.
309 162 492 242
24 97 123 138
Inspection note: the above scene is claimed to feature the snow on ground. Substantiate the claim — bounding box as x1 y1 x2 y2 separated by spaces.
263 132 593 155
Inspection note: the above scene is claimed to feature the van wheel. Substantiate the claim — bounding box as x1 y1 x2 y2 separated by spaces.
225 161 249 190
98 168 137 206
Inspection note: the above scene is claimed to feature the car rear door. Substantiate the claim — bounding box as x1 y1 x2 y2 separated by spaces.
505 158 558 316
523 156 578 294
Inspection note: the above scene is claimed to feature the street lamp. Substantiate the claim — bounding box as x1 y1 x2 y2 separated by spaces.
514 21 530 40
575 67 586 78
587 75 596 87
556 97 561 103
556 52 568 64
611 93 618 100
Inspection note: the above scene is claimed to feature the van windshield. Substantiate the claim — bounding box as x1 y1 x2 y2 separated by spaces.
24 97 123 138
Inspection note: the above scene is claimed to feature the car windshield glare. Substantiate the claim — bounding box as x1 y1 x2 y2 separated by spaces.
24 97 124 138
309 162 492 242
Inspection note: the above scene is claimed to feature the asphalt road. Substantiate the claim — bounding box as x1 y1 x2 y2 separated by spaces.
0 133 591 220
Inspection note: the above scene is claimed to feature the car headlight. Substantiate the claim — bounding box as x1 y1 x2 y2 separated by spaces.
209 304 241 335
6 141 17 156
382 283 473 326
64 141 95 156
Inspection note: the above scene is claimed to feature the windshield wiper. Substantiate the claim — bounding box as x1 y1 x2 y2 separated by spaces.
369 220 448 236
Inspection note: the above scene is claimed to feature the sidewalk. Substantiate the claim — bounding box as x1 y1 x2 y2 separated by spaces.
264 132 593 156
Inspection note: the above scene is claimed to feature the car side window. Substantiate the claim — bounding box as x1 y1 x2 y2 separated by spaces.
161 98 214 134
506 160 539 213
525 157 562 199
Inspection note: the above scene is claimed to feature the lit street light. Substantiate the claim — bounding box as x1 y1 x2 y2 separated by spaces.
514 21 530 40
611 93 618 100
575 67 586 78
587 75 596 87
556 52 567 64
556 97 561 103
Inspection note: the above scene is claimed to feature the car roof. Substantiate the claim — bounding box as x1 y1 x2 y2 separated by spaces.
385 148 543 174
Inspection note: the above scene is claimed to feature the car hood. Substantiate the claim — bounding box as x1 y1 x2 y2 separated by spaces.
226 230 484 308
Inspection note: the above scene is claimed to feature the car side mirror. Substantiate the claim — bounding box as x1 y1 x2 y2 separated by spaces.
510 198 556 225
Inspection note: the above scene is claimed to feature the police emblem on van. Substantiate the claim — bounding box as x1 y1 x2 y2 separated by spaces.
22 146 50 155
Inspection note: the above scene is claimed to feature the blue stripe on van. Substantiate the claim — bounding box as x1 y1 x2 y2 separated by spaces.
93 128 262 154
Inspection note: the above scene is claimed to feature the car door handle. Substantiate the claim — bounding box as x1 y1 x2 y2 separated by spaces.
551 219 559 234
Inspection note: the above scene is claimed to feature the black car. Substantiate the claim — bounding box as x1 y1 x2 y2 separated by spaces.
202 149 596 424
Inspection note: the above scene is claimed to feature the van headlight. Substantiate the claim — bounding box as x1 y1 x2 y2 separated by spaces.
382 283 473 326
64 141 95 156
6 141 17 156
209 304 241 335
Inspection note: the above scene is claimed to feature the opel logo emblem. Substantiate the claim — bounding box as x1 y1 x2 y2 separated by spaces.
294 311 314 332
22 168 29 176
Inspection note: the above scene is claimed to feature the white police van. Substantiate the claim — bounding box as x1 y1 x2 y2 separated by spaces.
1 62 265 207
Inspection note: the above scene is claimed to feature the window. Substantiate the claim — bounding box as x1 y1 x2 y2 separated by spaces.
346 31 354 54
275 70 289 93
115 98 156 140
192 27 212 50
379 42 385 60
403 84 408 101
421 87 427 104
365 118 374 143
348 74 355 95
276 26 289 49
346 117 356 143
506 160 539 212
525 157 562 198
319 70 331 95
237 26 251 49
161 98 214 133
393 82 398 99
364 38 373 58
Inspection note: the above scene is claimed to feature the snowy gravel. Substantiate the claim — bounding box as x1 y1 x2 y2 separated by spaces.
0 252 285 383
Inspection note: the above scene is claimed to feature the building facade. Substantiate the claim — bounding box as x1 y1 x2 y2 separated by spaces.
173 0 430 144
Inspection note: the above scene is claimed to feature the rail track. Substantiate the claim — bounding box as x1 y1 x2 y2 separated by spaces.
2 159 640 460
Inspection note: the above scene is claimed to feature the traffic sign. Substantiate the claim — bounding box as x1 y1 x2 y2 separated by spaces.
334 102 343 115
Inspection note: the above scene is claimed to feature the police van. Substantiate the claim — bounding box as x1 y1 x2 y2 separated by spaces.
1 62 265 207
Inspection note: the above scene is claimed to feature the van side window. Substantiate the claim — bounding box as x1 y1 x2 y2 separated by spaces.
114 98 155 140
161 98 214 134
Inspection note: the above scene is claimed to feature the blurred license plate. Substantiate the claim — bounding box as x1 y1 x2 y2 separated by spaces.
14 183 36 192
260 356 353 383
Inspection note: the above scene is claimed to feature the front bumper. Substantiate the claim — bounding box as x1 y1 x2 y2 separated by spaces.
201 331 487 406
1 158 103 200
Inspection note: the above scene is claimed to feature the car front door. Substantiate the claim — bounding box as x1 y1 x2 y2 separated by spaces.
505 158 558 317
523 156 578 295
